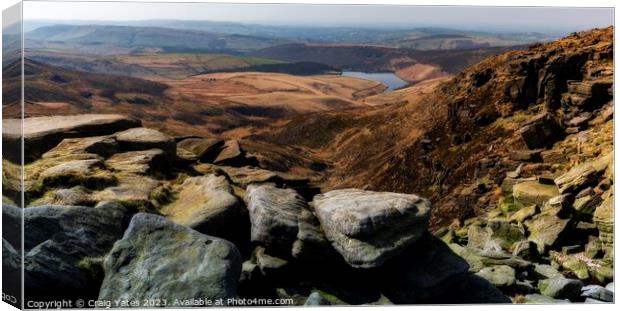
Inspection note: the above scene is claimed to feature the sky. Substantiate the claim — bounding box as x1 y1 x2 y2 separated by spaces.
21 1 614 34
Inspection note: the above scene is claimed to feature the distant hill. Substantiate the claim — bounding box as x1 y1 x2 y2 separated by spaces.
26 51 286 79
251 43 521 74
2 58 170 116
202 61 337 76
25 20 553 50
25 25 290 53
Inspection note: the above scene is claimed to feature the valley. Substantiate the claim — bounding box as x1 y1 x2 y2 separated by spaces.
1 10 615 307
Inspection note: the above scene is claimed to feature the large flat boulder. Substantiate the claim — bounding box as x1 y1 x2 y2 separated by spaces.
161 175 246 240
98 213 241 304
115 128 176 158
23 203 130 300
2 114 140 163
313 189 431 268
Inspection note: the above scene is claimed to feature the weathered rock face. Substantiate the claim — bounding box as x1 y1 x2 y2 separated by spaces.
23 203 130 300
313 189 431 268
161 175 247 241
99 213 241 304
245 184 330 261
245 184 306 254
518 113 564 149
2 114 140 163
106 149 168 175
292 207 334 262
115 128 176 158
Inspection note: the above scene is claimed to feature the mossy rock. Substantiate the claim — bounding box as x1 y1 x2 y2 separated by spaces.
513 181 560 208
509 205 538 223
488 220 526 249
591 265 613 284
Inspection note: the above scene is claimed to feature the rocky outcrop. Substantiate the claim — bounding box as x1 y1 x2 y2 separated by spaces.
313 189 431 268
99 213 241 304
8 118 515 305
2 114 140 163
5 27 613 306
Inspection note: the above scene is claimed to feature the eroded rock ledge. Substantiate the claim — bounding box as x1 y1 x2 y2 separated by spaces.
3 121 511 305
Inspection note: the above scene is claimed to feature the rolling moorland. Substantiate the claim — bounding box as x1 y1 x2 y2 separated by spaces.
1 22 615 306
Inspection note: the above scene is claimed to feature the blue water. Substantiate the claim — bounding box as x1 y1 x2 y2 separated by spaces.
341 71 409 92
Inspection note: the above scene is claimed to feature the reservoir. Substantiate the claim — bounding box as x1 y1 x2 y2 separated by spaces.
341 71 409 92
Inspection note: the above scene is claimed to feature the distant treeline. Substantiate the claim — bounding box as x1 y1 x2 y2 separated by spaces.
201 61 339 76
